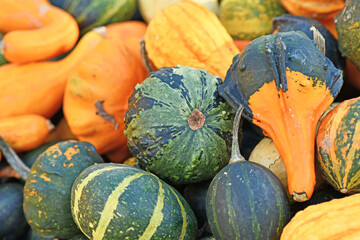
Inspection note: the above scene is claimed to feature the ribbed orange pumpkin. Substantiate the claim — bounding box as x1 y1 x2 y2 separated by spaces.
144 0 239 80
63 38 147 156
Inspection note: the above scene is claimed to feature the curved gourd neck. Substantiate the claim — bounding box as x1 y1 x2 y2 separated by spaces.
0 136 30 180
229 105 246 163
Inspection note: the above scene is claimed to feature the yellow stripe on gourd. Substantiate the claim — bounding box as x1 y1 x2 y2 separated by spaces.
72 166 129 238
169 186 188 240
92 172 146 240
139 178 164 240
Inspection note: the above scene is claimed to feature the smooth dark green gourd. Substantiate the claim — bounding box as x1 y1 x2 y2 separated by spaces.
206 106 291 240
124 66 235 185
0 182 28 240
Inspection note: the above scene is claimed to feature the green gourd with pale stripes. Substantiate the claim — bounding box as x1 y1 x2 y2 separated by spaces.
71 163 198 240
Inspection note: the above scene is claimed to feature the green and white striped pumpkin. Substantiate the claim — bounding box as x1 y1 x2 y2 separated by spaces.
71 163 198 240
124 66 235 185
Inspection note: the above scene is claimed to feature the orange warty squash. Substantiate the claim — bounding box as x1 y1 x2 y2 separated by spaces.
0 2 79 64
63 38 148 155
281 193 360 239
144 0 239 79
0 28 105 118
0 114 54 152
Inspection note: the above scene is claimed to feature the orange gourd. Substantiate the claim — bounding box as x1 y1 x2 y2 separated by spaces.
144 0 239 79
0 114 54 152
0 0 51 32
281 193 360 239
63 38 148 155
0 28 105 118
0 1 79 64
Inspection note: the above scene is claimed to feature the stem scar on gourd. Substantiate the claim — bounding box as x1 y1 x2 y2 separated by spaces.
188 109 206 130
95 100 118 130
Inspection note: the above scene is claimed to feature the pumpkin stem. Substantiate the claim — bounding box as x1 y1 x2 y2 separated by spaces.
140 38 155 73
229 105 245 163
188 109 206 130
292 192 309 202
0 136 30 180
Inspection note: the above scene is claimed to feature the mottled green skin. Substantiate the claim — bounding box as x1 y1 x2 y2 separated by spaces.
23 140 104 239
335 0 360 71
21 140 61 168
317 98 360 193
124 66 235 185
219 31 343 121
0 33 8 65
0 183 28 240
219 0 286 40
50 0 137 35
206 161 290 240
71 163 197 240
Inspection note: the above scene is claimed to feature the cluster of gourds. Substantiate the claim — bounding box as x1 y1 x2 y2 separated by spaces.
0 0 359 239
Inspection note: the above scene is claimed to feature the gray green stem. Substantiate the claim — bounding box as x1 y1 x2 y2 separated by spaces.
229 105 245 163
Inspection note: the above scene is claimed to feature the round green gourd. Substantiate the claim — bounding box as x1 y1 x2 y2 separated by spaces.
206 107 291 240
0 182 28 239
71 163 198 240
219 0 286 40
49 0 138 35
23 140 104 239
0 33 8 66
124 66 235 185
335 0 360 71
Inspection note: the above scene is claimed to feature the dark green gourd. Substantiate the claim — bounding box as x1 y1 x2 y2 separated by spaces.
124 66 235 185
22 140 105 239
71 163 198 240
206 106 291 240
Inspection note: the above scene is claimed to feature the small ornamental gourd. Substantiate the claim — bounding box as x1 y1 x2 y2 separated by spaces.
22 140 105 239
71 163 198 240
49 0 138 35
335 0 360 71
206 106 291 240
280 193 360 240
124 66 235 185
219 0 286 40
143 0 239 80
219 31 343 202
316 97 360 194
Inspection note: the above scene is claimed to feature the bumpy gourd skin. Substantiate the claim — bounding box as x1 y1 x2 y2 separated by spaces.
219 31 343 201
124 66 235 185
335 0 360 71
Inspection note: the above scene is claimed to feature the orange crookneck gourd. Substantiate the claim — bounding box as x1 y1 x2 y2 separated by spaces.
143 0 239 80
219 31 343 202
0 0 79 64
63 37 148 156
0 28 105 118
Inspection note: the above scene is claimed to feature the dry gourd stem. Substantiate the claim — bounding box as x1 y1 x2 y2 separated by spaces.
229 105 245 164
0 136 30 180
188 109 206 130
140 38 155 73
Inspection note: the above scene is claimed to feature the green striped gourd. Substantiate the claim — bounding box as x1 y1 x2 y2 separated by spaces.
124 66 235 185
316 96 360 194
206 107 290 240
23 140 104 239
49 0 137 35
71 163 198 240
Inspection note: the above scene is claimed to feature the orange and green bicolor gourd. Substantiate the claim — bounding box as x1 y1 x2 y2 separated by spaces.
316 97 360 194
219 31 343 202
